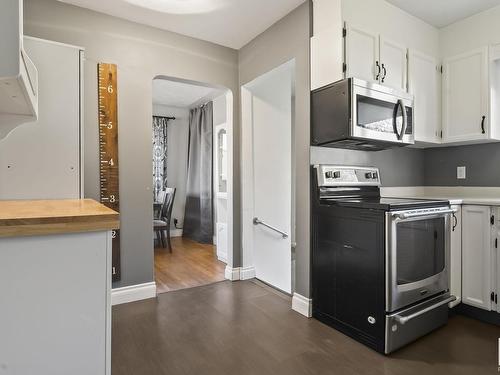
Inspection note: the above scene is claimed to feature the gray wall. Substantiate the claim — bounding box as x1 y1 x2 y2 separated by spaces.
24 0 240 288
424 143 500 186
311 147 425 186
239 2 311 297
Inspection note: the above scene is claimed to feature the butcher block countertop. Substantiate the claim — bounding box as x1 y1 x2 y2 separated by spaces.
0 199 119 238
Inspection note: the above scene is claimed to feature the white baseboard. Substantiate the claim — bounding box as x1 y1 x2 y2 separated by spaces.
292 293 312 317
224 265 256 281
225 265 240 281
111 282 157 306
217 254 228 263
240 266 256 280
170 229 183 238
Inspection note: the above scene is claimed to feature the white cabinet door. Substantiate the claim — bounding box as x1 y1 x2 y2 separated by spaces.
449 205 462 307
345 23 379 83
442 47 489 143
408 50 441 143
462 205 492 310
380 37 407 91
310 0 343 90
0 37 82 199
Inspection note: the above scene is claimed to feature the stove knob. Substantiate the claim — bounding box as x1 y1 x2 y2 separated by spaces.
325 171 341 179
372 172 378 180
365 172 373 179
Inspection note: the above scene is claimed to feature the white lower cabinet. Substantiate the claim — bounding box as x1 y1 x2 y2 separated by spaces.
449 205 461 307
461 205 493 311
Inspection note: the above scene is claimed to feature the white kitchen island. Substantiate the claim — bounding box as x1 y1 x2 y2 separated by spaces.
0 199 119 375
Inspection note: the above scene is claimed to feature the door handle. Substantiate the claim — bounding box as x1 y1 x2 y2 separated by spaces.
381 63 387 83
393 295 456 325
393 208 456 219
375 61 381 81
481 115 486 134
452 212 458 232
394 99 407 140
253 217 288 239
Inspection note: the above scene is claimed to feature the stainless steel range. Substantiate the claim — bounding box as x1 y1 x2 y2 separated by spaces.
311 165 456 354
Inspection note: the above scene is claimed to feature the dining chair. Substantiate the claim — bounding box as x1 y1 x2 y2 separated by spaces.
154 187 176 251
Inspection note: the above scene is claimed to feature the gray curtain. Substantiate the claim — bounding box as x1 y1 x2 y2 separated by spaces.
152 116 169 203
183 102 213 244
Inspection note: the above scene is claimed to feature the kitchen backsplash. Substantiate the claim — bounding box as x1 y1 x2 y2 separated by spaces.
424 143 500 187
311 141 500 187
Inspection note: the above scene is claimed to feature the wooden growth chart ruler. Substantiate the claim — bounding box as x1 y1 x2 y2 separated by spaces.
98 63 121 282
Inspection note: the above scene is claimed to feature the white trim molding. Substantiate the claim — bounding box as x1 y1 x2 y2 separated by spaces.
170 229 183 238
225 265 240 281
292 293 312 317
224 265 256 281
240 266 256 280
111 282 157 306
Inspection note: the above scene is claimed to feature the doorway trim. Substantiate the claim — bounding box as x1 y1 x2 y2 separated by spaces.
152 76 236 288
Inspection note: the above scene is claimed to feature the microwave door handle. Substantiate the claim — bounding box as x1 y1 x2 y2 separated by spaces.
395 99 407 140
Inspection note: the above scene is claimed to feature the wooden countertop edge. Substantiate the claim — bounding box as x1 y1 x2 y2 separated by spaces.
0 218 120 238
0 199 119 238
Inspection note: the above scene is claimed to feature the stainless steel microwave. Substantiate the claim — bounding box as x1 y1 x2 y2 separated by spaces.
311 78 414 150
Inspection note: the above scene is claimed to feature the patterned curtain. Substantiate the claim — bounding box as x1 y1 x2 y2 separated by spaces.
152 116 169 202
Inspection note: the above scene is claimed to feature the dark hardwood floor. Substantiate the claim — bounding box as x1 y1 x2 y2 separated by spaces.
154 237 226 294
112 280 500 375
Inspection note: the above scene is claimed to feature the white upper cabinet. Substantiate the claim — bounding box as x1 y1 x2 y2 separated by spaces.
344 23 408 91
408 50 441 143
442 47 489 143
462 205 492 311
379 37 407 91
345 24 380 83
0 0 39 137
310 0 343 90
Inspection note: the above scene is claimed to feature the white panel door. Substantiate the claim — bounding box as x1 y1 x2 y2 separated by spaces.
462 205 492 310
345 23 379 83
449 205 462 307
380 37 407 91
442 47 489 143
408 50 441 143
249 63 292 293
0 37 82 199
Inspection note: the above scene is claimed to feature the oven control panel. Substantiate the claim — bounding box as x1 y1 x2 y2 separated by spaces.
316 165 381 187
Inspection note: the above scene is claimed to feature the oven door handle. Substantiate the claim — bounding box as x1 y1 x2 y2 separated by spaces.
394 295 456 325
394 208 456 220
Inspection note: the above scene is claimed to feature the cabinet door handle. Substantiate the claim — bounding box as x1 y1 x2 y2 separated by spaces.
381 63 387 83
481 115 486 134
375 61 381 80
452 212 458 232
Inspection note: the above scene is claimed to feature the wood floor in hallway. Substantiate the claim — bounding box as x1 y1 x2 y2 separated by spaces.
112 280 500 375
154 236 226 294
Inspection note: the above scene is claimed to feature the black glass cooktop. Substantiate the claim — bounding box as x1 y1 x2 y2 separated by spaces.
320 196 450 211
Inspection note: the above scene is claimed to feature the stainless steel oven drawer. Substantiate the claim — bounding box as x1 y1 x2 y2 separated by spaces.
385 293 456 354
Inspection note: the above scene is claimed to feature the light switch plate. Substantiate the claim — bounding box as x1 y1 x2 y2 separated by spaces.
457 166 466 179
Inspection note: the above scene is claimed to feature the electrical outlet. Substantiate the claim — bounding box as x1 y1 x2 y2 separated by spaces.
457 166 466 179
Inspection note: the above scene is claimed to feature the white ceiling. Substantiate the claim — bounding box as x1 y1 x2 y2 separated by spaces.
387 0 500 28
152 78 224 108
56 0 306 49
